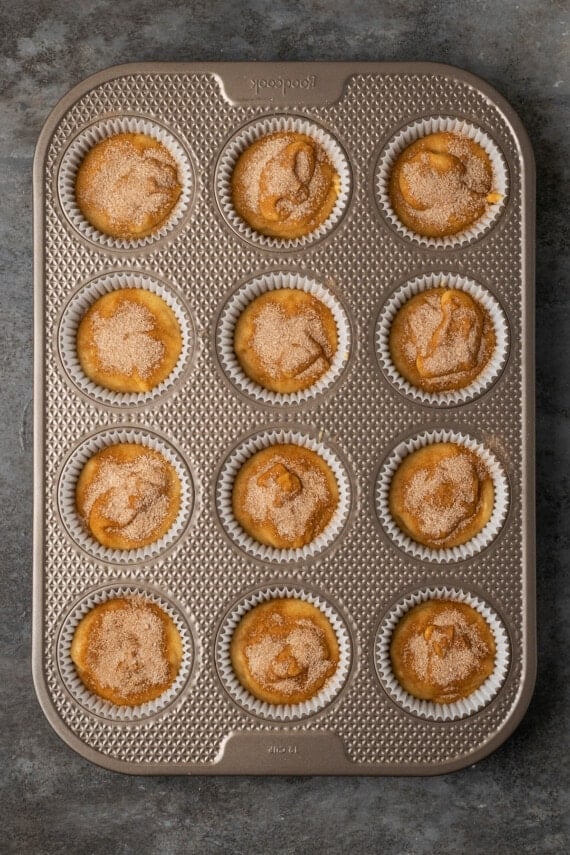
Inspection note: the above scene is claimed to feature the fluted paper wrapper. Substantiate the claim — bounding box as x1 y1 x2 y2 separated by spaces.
375 116 508 248
58 428 194 564
216 271 351 406
216 429 351 563
215 115 351 250
376 272 509 406
376 429 509 563
216 585 351 721
57 584 193 722
58 116 193 250
375 586 510 721
58 271 194 407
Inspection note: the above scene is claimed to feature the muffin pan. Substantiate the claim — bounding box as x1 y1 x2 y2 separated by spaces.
33 62 535 774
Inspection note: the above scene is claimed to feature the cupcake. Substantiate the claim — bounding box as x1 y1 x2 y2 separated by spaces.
76 288 182 394
389 598 496 704
230 130 340 239
229 597 340 705
75 443 182 550
234 288 338 394
70 596 183 707
388 441 494 550
231 443 339 550
389 131 502 239
389 286 496 394
75 132 182 240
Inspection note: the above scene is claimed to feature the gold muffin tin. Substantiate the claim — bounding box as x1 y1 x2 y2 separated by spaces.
33 62 535 775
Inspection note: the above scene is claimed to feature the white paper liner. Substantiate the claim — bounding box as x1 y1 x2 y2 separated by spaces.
375 586 510 721
57 584 193 721
216 271 351 406
375 116 509 248
376 273 509 406
58 428 194 564
216 429 352 563
376 429 509 563
58 116 194 250
216 585 351 721
215 115 351 250
58 271 195 407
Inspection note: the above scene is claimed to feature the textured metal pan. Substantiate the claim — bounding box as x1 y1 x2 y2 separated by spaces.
33 62 535 775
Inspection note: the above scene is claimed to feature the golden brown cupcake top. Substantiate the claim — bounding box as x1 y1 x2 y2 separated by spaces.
389 599 496 704
388 442 494 549
231 131 340 239
389 287 496 393
234 289 338 394
77 288 182 394
231 443 339 550
75 132 182 240
76 443 181 550
70 597 183 706
389 131 501 238
229 598 339 705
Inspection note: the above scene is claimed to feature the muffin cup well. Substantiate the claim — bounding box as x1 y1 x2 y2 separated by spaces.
375 429 509 563
375 116 509 248
216 585 351 721
216 271 351 406
216 429 352 564
57 583 193 722
58 116 194 250
376 272 509 406
58 428 195 564
215 115 351 250
375 586 510 721
58 271 195 407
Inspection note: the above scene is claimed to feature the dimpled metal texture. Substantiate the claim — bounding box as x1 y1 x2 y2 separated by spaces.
36 65 532 774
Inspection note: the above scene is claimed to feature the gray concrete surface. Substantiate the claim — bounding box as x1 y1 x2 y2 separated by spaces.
1 1 568 852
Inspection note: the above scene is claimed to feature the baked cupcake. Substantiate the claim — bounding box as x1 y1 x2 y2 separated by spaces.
76 443 182 550
389 599 496 704
230 131 340 239
389 131 502 238
75 132 182 240
229 597 340 705
234 288 338 394
70 596 183 706
231 443 339 549
389 287 496 393
76 288 182 394
388 442 494 549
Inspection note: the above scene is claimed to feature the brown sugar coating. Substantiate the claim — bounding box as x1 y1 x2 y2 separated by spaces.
77 288 182 394
230 598 339 705
76 443 181 550
70 597 183 706
230 131 340 239
388 442 494 549
232 443 339 550
389 287 496 393
75 132 182 240
234 289 338 393
390 600 496 704
389 131 502 238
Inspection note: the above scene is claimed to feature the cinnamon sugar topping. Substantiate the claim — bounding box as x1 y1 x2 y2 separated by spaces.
403 451 485 542
76 135 180 232
249 300 334 382
404 607 492 687
245 614 334 697
244 453 331 541
84 600 170 698
392 288 495 392
83 451 172 542
90 301 165 378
